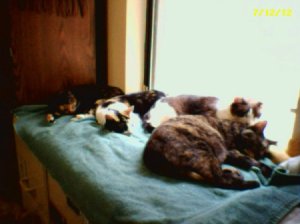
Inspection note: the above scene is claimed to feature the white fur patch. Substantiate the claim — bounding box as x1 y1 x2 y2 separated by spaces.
146 97 260 131
145 99 177 128
95 101 133 126
216 100 257 125
71 113 95 121
279 155 300 174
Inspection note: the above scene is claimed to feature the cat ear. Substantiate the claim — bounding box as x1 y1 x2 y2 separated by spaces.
252 101 263 118
233 97 244 103
95 99 105 105
256 102 263 108
267 139 277 146
251 120 267 134
246 98 262 106
105 111 120 122
121 106 134 117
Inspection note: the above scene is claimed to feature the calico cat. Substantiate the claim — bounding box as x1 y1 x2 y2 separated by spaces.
102 89 166 117
143 95 262 132
216 97 262 124
46 84 124 123
143 115 276 189
95 101 135 134
95 90 166 134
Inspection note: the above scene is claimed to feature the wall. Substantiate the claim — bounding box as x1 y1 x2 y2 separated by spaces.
107 0 147 93
107 0 126 91
0 0 147 199
10 0 96 105
0 0 102 200
0 0 19 200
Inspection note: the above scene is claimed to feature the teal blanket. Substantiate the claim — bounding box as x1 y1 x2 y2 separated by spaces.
14 105 300 224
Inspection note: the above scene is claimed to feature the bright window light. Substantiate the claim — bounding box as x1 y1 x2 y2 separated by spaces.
152 0 300 149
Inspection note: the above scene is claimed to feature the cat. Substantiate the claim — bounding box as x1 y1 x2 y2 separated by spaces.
216 97 262 124
46 84 124 123
143 95 217 132
94 90 166 134
95 101 135 134
143 95 262 132
101 89 166 117
143 115 276 190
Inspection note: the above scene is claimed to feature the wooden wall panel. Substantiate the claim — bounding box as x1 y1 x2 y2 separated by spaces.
10 0 96 105
0 0 20 200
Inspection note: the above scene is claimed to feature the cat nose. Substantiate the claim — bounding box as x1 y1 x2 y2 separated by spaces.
46 114 55 123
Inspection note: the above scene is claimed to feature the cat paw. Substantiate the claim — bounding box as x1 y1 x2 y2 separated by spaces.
242 180 260 189
46 114 55 123
223 168 243 179
70 114 94 121
73 114 85 120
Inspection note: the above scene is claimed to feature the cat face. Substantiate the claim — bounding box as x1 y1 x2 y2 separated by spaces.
46 91 78 123
216 97 263 125
238 121 276 159
95 101 134 134
58 92 77 114
230 97 262 119
55 91 78 114
104 109 131 134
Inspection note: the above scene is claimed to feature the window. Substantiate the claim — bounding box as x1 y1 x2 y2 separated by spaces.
150 0 300 149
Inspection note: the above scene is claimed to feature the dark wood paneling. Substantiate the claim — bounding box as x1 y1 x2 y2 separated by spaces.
0 0 20 201
95 0 108 86
10 0 96 105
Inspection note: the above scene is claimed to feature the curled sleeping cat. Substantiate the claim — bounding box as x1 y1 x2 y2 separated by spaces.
143 115 276 189
95 101 135 134
74 90 166 134
95 90 166 134
143 95 263 132
45 84 124 123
